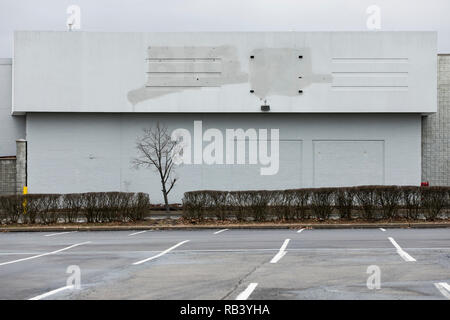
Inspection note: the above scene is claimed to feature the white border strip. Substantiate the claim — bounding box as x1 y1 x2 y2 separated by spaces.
388 237 416 262
0 242 91 266
29 285 74 300
128 231 147 236
45 231 77 237
434 282 450 299
132 240 190 265
213 229 229 235
270 239 290 263
236 283 258 300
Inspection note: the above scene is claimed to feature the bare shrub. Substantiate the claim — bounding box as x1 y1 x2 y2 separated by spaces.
401 186 422 220
374 186 401 220
182 191 208 220
310 188 334 220
288 189 311 220
421 186 449 220
0 195 22 224
334 188 355 220
229 191 251 221
354 186 378 220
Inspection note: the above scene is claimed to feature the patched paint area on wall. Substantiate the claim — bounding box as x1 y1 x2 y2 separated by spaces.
313 140 385 187
128 46 333 105
249 48 331 99
127 46 248 105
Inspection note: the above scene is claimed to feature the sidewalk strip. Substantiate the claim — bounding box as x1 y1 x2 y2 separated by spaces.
132 240 190 265
236 283 258 300
213 229 229 235
388 237 416 262
45 231 77 237
270 239 290 263
1 222 449 232
434 283 450 299
29 285 74 300
128 231 148 236
0 242 91 267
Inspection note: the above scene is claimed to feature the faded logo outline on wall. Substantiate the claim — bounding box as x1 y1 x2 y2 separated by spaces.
127 46 332 107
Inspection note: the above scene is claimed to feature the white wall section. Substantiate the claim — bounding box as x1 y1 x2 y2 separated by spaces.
0 59 25 156
13 31 437 114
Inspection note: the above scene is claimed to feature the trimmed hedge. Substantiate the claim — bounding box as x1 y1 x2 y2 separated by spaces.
0 192 150 224
182 186 450 222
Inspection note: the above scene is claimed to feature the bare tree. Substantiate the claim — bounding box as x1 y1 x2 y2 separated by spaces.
132 122 179 212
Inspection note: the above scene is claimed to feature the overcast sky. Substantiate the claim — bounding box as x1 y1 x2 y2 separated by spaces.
1 0 449 57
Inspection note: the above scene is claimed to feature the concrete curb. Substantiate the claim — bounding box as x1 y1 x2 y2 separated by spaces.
0 222 449 232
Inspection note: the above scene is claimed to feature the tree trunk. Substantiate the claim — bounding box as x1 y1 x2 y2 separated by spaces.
163 192 170 213
161 180 170 213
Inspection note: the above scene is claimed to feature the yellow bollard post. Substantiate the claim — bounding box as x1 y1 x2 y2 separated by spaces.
22 186 28 215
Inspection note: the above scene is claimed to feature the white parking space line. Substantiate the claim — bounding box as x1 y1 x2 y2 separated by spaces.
379 228 386 232
0 242 91 267
45 231 77 237
297 228 305 233
213 229 229 235
29 285 75 300
270 239 290 264
388 237 416 262
132 240 190 265
128 231 148 236
236 283 258 300
434 283 450 299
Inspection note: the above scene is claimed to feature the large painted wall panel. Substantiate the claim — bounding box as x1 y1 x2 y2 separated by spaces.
26 113 421 203
313 140 385 187
14 32 436 114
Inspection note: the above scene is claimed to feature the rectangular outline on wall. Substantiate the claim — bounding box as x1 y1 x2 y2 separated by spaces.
330 57 409 91
233 138 303 185
312 139 385 187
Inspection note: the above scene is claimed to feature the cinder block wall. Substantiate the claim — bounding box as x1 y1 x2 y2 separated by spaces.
0 140 26 195
0 157 16 195
422 54 450 185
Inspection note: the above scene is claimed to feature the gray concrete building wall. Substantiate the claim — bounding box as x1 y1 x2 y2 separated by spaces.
26 113 421 203
10 32 435 203
0 58 25 157
422 54 450 185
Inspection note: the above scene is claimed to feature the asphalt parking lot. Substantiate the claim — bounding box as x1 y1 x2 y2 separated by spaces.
0 228 449 300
